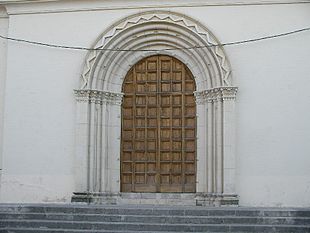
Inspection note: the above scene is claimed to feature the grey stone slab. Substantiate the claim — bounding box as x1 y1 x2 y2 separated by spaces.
0 204 309 233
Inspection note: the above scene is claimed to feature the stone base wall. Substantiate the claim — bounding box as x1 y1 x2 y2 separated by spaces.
71 192 239 207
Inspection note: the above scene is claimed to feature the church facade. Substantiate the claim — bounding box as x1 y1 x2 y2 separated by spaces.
0 0 309 207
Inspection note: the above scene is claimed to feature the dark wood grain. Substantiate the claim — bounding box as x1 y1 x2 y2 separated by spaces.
121 55 196 193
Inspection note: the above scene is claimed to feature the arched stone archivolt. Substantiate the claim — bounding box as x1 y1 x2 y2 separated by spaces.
73 10 238 206
81 10 232 91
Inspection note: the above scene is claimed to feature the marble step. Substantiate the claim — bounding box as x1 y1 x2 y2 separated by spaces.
1 220 310 233
1 204 309 217
0 204 309 233
0 213 309 225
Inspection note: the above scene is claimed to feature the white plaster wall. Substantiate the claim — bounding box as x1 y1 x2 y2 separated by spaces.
0 0 310 206
0 6 9 195
0 7 139 203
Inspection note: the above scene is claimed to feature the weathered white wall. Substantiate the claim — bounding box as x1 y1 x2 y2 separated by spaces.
0 0 309 206
0 6 9 193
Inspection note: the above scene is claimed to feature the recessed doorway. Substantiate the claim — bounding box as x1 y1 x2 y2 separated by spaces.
121 55 197 193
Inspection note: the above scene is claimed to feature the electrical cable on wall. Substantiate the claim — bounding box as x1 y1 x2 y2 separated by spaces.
0 27 309 52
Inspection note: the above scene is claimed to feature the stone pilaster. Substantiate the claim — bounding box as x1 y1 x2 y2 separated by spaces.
72 89 123 203
194 87 238 206
195 91 208 193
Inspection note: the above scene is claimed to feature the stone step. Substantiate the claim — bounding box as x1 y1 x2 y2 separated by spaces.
0 213 309 225
0 204 309 233
1 222 310 233
1 220 310 232
1 229 309 233
0 229 242 233
118 193 197 206
1 205 309 217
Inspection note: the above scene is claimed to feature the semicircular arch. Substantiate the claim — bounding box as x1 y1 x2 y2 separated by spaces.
72 11 239 205
80 10 233 91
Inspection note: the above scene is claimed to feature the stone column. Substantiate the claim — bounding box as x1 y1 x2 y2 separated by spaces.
72 89 123 203
222 87 239 205
195 87 238 206
100 101 107 193
215 95 223 195
88 91 102 193
101 92 123 195
194 91 208 193
207 98 214 194
73 90 91 193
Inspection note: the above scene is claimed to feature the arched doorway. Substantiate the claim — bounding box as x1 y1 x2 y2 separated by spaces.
121 55 196 193
73 11 239 206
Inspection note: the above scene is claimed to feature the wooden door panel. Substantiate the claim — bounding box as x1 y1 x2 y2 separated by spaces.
121 55 196 193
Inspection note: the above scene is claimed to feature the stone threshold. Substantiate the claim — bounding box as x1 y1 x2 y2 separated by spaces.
71 192 239 207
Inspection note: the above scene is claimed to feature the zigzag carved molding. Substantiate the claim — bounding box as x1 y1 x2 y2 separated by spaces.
81 11 232 89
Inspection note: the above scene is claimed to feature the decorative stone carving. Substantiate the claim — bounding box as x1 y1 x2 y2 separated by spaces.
194 86 239 206
74 89 90 103
102 91 123 105
194 91 208 105
74 89 124 105
73 11 239 207
194 86 238 103
80 10 232 91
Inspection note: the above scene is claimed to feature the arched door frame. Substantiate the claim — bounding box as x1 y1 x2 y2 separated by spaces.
73 11 238 206
121 55 198 193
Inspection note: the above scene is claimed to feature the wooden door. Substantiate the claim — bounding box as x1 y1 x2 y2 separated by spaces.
121 55 196 193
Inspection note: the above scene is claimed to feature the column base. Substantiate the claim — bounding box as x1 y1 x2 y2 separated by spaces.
195 193 239 207
72 192 239 206
71 192 120 205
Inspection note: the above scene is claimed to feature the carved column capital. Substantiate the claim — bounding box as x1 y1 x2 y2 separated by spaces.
219 86 238 101
74 89 124 105
74 89 91 103
102 91 124 105
89 90 104 104
196 86 238 103
194 91 208 105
